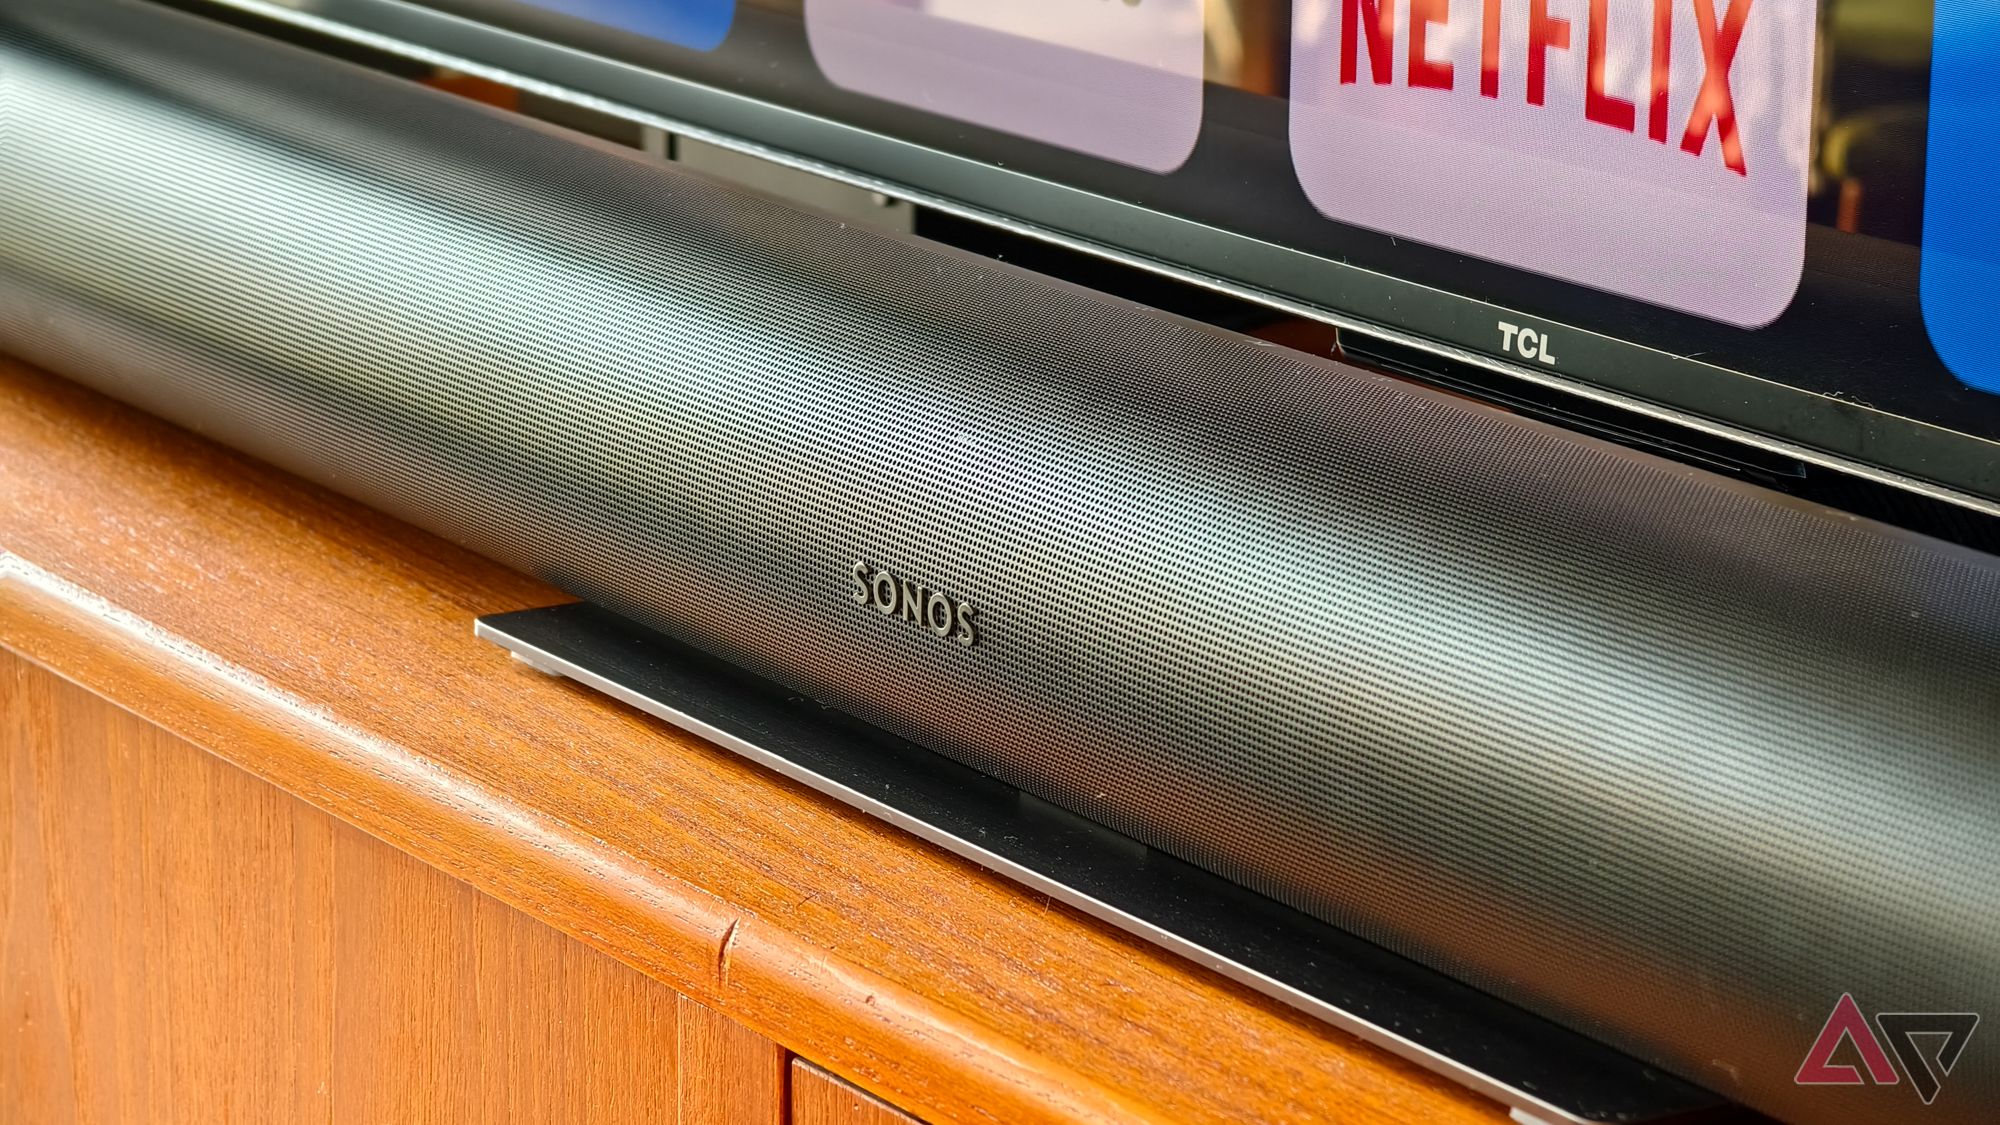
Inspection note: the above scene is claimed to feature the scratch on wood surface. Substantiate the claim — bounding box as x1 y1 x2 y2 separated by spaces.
716 916 742 988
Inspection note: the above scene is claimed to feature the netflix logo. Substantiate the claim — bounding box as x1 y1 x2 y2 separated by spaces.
1290 0 1813 327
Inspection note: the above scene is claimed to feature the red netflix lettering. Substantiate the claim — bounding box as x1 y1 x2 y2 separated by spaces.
1409 0 1455 89
1527 0 1571 106
1586 0 1636 130
1335 0 1756 174
1649 0 1672 141
1480 0 1502 97
1341 0 1396 85
1682 0 1751 174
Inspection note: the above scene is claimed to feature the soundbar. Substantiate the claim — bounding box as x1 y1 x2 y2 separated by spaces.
1 3 1996 1123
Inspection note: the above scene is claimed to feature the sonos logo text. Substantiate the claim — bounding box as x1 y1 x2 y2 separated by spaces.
849 561 980 648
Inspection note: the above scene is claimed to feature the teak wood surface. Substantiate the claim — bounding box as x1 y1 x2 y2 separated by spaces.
0 355 1508 1124
3 650 785 1124
793 1060 923 1125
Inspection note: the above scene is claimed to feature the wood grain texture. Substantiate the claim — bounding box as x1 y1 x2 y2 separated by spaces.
794 1060 923 1125
2 650 337 1125
1 650 691 1124
0 354 1508 1125
680 997 788 1125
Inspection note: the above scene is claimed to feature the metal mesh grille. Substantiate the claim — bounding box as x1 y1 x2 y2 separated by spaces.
2 4 1996 1122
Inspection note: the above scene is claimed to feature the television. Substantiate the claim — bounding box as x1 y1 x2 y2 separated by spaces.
193 0 1998 509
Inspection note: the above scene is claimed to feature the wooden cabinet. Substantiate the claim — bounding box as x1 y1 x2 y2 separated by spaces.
793 1061 921 1125
0 356 1508 1124
4 656 681 1123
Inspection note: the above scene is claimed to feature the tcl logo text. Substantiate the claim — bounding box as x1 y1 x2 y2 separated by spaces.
1335 0 1756 173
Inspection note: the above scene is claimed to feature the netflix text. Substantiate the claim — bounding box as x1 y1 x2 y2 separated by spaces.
1290 0 1813 326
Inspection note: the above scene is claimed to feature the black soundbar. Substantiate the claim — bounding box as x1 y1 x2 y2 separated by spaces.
1 4 1995 1123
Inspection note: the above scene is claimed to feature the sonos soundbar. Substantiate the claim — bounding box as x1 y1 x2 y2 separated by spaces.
0 3 1995 1123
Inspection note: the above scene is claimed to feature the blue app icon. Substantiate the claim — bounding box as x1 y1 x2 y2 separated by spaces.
1923 2 2000 394
524 0 735 52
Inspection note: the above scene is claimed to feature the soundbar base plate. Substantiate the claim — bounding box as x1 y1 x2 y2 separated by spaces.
474 602 1729 1124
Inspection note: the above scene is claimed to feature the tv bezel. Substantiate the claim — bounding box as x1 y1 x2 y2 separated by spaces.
189 0 2000 514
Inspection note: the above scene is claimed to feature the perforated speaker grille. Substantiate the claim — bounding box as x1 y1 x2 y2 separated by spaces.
2 4 1996 1122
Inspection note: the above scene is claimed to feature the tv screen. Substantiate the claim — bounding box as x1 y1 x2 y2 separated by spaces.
206 0 2000 505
